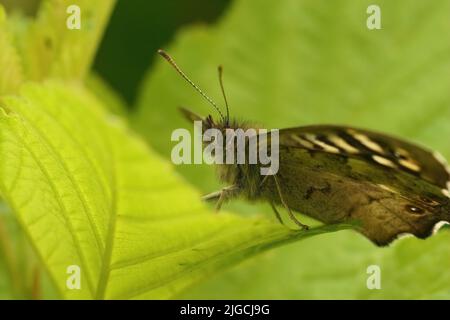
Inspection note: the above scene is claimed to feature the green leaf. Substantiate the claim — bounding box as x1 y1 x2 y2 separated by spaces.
180 229 450 299
0 204 58 299
85 72 128 116
0 82 350 299
0 6 23 95
133 0 450 299
7 0 115 81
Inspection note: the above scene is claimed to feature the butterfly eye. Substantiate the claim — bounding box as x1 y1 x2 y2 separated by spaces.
405 205 425 214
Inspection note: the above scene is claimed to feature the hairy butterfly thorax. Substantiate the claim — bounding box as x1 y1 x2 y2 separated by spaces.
159 49 450 246
180 106 264 201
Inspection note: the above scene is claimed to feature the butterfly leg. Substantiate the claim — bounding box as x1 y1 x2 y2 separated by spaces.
202 184 240 211
273 175 309 230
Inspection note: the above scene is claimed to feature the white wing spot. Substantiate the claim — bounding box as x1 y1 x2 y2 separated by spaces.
394 233 414 241
433 151 450 175
372 155 397 168
443 188 450 198
291 134 315 149
305 134 340 153
432 221 450 235
398 159 421 172
348 130 385 154
377 184 398 194
328 135 359 154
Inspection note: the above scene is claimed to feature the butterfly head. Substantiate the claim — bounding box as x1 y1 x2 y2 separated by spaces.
178 106 253 133
178 107 219 130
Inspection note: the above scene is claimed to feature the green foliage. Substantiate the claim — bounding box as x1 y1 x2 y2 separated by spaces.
0 82 350 299
0 6 23 95
6 0 115 81
182 229 450 299
134 0 450 299
0 0 117 299
0 203 57 299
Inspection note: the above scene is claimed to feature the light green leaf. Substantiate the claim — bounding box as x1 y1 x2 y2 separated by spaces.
0 5 23 95
0 204 57 300
133 0 450 299
0 82 350 299
8 0 115 81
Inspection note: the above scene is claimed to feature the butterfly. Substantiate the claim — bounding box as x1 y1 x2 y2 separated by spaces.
158 50 450 246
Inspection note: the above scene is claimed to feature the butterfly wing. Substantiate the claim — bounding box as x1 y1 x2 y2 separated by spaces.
280 125 450 190
261 125 450 246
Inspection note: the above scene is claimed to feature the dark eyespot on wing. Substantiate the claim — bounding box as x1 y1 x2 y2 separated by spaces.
405 204 425 214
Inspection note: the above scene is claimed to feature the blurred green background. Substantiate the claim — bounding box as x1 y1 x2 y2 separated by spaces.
94 0 230 105
2 0 230 105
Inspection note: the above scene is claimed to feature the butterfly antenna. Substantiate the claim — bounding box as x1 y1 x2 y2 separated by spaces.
158 49 226 122
218 65 230 126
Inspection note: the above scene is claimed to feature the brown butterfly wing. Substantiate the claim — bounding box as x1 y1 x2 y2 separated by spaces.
280 125 450 190
263 125 450 246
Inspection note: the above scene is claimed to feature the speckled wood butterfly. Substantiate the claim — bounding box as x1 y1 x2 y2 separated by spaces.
159 50 450 246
